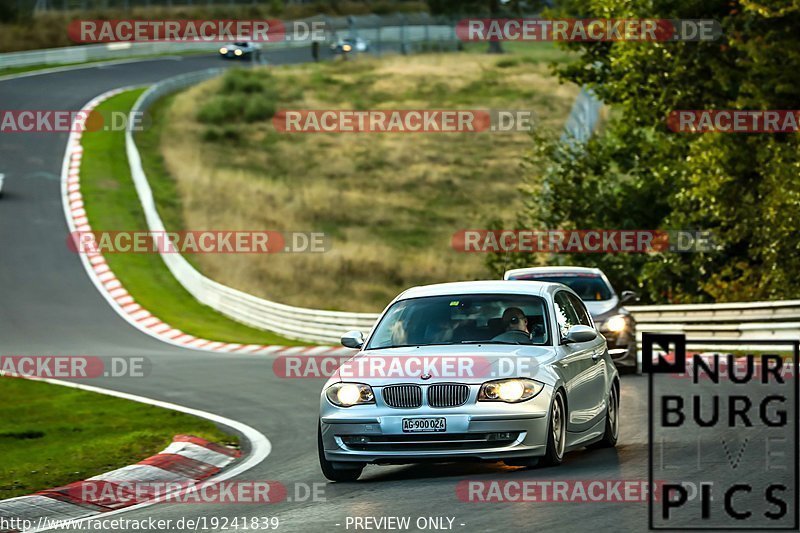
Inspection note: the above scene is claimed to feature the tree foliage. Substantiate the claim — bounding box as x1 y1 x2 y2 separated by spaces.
493 0 800 303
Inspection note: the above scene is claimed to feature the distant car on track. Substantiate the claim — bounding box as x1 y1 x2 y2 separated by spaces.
219 41 259 60
318 280 620 482
330 37 369 54
504 266 639 373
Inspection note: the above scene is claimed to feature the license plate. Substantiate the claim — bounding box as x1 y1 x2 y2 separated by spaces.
402 417 446 433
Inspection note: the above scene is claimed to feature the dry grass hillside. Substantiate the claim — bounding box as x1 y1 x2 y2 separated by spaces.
153 46 578 311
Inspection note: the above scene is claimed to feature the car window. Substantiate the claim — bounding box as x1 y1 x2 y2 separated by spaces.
566 293 593 327
554 292 580 339
511 273 612 301
366 293 550 349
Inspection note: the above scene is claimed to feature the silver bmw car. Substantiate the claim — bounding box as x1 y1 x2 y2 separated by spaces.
318 280 620 482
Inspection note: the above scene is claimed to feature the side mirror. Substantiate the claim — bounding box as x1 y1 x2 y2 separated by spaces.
564 325 598 344
620 290 639 304
341 330 365 349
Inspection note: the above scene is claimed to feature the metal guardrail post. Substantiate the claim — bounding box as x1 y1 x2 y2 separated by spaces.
400 15 407 55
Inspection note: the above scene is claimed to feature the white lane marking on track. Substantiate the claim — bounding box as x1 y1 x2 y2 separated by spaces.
24 377 272 533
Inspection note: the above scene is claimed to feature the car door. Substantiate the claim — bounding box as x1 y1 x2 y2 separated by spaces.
566 292 608 429
553 291 603 433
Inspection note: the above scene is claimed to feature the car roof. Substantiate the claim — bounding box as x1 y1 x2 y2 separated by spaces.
397 280 563 300
504 266 604 279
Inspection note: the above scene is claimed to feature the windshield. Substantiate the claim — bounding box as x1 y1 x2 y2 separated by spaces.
366 294 549 349
510 273 613 301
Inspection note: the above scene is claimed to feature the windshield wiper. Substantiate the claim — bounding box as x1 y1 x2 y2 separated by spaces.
460 340 522 345
367 342 461 349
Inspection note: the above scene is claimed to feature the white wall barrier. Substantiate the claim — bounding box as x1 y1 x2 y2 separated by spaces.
126 71 377 344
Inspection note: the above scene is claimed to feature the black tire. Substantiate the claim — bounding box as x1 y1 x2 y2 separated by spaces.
540 389 567 467
590 382 620 449
317 421 364 482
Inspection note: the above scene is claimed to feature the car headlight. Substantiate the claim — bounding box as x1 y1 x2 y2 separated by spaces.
234 49 243 56
478 378 543 403
325 383 375 407
219 47 228 54
605 314 628 333
343 44 352 52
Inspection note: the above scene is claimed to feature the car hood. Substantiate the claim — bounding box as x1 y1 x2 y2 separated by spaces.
585 297 619 318
326 344 559 388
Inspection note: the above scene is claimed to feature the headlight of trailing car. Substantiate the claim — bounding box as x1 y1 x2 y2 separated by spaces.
325 383 375 407
234 48 243 56
219 47 228 54
478 378 543 403
604 314 628 333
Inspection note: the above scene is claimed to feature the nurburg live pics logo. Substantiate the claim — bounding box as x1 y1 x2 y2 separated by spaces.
644 332 799 530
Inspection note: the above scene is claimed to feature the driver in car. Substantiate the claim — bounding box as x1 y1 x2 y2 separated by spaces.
503 307 528 333
492 307 532 343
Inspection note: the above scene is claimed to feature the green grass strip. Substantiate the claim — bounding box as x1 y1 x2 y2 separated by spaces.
79 89 304 346
0 377 237 499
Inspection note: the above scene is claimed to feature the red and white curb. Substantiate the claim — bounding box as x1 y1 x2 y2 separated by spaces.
0 435 238 532
61 88 354 357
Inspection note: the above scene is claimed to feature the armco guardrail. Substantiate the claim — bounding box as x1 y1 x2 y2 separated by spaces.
2 42 226 69
122 62 800 346
0 13 457 70
630 300 800 352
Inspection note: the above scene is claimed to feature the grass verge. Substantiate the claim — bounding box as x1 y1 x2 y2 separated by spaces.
0 377 237 500
79 89 305 346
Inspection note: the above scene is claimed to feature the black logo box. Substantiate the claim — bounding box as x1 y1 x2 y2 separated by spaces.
645 333 799 530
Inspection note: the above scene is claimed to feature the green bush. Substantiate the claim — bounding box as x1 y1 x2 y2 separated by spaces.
243 97 276 122
221 69 267 94
202 126 241 142
196 96 245 125
496 58 519 69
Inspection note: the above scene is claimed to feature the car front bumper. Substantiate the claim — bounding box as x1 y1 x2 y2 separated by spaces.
319 386 552 465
